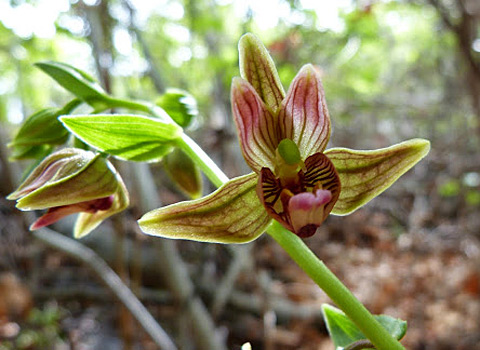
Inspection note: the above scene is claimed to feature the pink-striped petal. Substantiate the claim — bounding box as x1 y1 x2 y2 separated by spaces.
231 77 279 172
278 64 331 159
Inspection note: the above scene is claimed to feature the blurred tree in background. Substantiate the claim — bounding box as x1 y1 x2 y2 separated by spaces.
1 0 480 349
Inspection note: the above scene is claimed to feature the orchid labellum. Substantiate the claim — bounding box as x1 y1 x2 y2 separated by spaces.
139 34 429 243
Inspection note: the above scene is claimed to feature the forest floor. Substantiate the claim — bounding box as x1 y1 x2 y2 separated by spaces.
1 198 479 350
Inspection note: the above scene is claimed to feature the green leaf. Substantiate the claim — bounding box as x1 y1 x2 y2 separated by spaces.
9 144 53 161
35 61 109 108
239 33 285 112
10 108 67 146
322 304 407 348
60 114 183 162
138 173 272 243
156 88 198 127
325 139 430 215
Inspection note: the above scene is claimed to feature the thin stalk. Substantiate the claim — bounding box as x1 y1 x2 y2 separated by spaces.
33 227 178 350
105 97 156 115
176 134 229 188
267 221 404 350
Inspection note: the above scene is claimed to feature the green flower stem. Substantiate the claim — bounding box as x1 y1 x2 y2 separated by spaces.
176 134 229 188
267 220 405 350
104 97 156 115
91 96 404 350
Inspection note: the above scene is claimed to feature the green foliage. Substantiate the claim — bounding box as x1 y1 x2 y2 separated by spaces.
9 108 68 147
322 304 407 349
60 114 183 162
35 61 110 109
466 190 480 206
8 99 82 159
438 179 461 197
0 305 65 350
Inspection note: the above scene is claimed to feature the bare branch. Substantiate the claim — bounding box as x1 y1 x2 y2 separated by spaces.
32 226 178 350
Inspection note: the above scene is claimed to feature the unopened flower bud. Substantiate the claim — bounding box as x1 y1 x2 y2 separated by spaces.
163 148 202 199
8 148 129 238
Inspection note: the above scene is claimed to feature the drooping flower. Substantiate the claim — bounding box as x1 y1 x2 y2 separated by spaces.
8 148 129 238
138 33 430 243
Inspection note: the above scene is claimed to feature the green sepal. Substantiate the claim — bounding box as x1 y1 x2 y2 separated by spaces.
322 304 407 349
8 148 93 201
60 114 183 162
156 88 198 128
9 100 82 152
9 144 53 161
239 33 285 112
325 139 430 215
35 61 110 109
138 173 272 244
12 150 118 210
163 148 203 199
10 108 67 147
74 174 130 238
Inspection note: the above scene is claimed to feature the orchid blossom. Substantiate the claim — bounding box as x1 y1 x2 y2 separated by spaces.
8 148 129 238
139 34 429 243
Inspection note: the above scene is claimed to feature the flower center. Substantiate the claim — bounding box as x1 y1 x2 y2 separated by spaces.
257 144 341 237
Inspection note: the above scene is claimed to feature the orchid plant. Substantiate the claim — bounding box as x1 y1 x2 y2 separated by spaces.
6 33 430 350
139 34 429 245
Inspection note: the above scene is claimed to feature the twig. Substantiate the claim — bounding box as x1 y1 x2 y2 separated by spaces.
211 244 253 318
123 0 166 93
33 286 171 303
132 163 227 350
33 283 327 323
112 214 135 350
31 226 178 350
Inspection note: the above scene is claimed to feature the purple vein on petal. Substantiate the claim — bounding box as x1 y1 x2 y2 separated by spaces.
232 78 278 171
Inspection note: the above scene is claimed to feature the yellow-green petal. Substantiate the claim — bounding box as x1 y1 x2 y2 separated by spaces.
138 173 271 244
239 33 285 112
325 139 430 215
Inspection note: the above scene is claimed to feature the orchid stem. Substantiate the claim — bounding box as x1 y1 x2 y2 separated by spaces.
266 221 405 350
99 96 405 350
176 134 229 188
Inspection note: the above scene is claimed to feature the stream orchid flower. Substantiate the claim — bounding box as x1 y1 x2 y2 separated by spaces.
139 34 430 243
